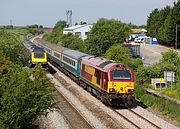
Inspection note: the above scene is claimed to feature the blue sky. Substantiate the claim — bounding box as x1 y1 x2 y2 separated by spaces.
0 0 175 27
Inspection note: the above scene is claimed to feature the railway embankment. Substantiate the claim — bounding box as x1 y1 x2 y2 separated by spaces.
135 86 180 127
145 88 180 105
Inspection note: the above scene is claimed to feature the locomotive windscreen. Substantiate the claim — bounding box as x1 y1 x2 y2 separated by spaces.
34 53 45 58
112 70 131 80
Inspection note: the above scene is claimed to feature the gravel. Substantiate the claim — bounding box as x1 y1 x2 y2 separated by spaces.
131 106 179 129
47 73 108 129
36 109 69 129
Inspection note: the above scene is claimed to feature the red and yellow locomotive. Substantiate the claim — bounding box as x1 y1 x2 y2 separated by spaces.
80 56 135 106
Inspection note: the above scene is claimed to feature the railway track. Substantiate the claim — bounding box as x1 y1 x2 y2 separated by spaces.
48 63 163 129
112 107 161 129
54 86 94 129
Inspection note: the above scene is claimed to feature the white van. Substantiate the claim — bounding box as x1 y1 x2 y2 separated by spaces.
134 37 145 43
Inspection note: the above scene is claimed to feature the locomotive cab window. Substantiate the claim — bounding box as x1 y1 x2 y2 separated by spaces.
34 53 45 58
112 70 131 80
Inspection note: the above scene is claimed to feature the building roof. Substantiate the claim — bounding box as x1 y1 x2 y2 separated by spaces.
64 24 92 31
131 29 147 34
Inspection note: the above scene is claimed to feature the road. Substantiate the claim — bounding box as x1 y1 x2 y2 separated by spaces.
140 44 180 66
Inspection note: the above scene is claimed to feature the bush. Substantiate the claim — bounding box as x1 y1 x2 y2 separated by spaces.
135 86 180 122
0 63 55 129
0 52 55 129
0 31 27 66
136 50 180 85
85 18 130 56
60 33 85 52
104 44 132 64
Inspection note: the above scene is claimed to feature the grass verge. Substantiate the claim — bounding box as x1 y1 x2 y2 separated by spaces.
135 86 180 123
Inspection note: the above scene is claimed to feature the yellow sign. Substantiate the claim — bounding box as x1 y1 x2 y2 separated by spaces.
160 78 164 82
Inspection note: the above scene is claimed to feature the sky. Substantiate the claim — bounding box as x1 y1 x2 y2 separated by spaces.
0 0 176 27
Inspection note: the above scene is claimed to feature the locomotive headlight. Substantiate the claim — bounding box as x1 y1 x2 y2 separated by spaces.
128 89 134 92
109 88 115 92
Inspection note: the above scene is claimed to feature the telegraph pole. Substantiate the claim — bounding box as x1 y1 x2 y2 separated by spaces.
66 10 72 27
175 0 178 49
175 24 178 49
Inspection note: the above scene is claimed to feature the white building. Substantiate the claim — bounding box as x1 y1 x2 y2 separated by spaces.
63 24 93 40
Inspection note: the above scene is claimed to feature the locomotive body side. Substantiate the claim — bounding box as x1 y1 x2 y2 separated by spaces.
80 56 135 106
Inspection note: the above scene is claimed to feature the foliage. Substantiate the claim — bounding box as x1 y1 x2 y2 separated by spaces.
104 44 143 71
0 26 34 38
0 60 55 129
85 18 130 56
131 58 143 72
43 29 63 44
137 50 180 83
53 20 67 31
135 86 180 123
0 52 14 99
136 50 180 100
26 24 44 35
0 31 28 66
147 1 180 47
42 20 66 44
104 44 132 64
60 33 85 52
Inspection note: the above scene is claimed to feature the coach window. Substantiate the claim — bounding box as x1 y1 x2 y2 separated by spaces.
96 69 101 85
54 52 60 58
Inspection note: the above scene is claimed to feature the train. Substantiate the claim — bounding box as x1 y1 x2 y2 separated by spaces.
33 38 135 106
23 41 48 67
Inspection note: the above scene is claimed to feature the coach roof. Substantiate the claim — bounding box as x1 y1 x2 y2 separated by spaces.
62 49 88 60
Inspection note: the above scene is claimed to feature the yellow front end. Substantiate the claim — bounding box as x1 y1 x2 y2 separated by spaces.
31 52 47 63
108 81 134 97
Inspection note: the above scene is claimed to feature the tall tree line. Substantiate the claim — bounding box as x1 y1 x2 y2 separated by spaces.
147 1 180 48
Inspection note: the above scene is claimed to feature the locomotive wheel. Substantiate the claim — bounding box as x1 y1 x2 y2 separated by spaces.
127 95 136 108
100 95 108 106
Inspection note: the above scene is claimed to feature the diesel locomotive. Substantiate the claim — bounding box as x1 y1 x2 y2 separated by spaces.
23 41 48 67
33 38 135 106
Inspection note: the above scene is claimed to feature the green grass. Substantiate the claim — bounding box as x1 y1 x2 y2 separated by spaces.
0 26 33 37
135 86 180 123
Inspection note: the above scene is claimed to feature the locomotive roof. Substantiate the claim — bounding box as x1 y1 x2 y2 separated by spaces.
62 49 88 60
81 55 127 71
33 48 45 52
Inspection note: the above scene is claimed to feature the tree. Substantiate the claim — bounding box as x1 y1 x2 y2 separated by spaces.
157 10 175 46
173 1 180 48
85 18 130 56
104 44 132 64
136 50 180 85
53 20 67 31
43 20 67 44
60 33 85 52
104 44 143 71
0 31 27 66
0 65 55 129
